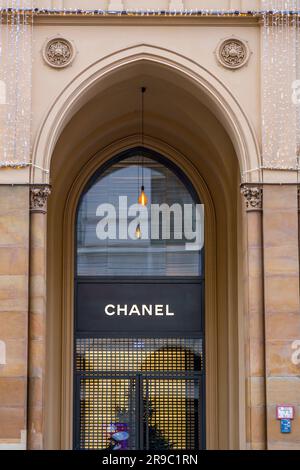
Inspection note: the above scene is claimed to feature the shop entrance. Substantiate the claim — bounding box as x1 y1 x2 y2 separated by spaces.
74 338 203 450
73 149 205 450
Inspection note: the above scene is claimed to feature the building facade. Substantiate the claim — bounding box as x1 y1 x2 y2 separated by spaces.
0 0 299 450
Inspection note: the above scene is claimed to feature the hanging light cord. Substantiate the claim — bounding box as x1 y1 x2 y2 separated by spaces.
141 86 146 186
137 87 148 209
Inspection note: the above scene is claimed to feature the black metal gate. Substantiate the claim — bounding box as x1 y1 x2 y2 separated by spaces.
74 338 204 450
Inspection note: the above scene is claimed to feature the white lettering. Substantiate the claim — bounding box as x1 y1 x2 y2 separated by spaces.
104 304 115 316
184 204 204 251
118 196 128 240
142 305 152 316
291 340 300 365
96 204 116 240
95 197 205 251
151 203 182 240
0 340 6 365
117 305 127 315
129 304 140 316
155 305 164 315
104 304 175 317
166 304 174 316
102 455 137 467
128 204 149 240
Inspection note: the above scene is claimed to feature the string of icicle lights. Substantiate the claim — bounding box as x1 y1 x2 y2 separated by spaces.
0 2 33 168
1 5 300 179
261 1 300 176
1 9 300 16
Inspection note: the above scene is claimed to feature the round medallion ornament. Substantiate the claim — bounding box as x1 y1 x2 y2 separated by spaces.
43 37 75 68
216 38 250 70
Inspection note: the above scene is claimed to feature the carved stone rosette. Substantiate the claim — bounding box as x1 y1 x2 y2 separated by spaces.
241 186 263 211
216 37 250 70
30 185 51 214
43 37 75 68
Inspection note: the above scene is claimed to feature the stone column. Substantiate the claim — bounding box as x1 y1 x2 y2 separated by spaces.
241 185 266 449
27 185 51 450
298 187 300 289
263 185 300 450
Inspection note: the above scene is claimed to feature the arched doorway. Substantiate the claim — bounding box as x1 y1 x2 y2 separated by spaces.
43 52 251 449
73 148 205 450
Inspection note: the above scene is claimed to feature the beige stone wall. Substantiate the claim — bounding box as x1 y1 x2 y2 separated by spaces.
0 2 299 451
0 10 261 449
263 185 300 450
28 18 260 186
0 186 29 449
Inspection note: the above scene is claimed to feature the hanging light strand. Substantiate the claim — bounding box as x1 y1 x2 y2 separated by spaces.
261 0 300 173
0 0 33 167
1 8 300 17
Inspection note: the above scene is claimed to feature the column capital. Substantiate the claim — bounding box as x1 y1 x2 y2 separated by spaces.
30 185 51 214
241 185 263 211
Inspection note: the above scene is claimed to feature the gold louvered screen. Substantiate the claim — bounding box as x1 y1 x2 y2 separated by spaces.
142 377 199 450
79 377 137 450
75 338 203 450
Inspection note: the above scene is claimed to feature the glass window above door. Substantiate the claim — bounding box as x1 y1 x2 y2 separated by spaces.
76 150 204 277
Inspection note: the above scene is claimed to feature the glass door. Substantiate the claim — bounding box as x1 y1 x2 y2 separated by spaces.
74 338 204 450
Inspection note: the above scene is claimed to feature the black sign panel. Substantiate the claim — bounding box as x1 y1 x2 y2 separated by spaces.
76 279 203 336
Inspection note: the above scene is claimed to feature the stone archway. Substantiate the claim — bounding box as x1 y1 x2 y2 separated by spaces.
28 46 262 449
31 44 261 183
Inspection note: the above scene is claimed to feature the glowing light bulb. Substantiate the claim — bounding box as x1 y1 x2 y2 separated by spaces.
138 186 148 206
135 223 142 239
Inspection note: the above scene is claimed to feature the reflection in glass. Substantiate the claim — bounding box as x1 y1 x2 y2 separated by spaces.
77 154 203 276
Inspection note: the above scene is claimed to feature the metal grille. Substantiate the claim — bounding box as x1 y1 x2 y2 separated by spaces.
79 377 137 450
142 377 200 450
75 338 203 450
76 338 203 372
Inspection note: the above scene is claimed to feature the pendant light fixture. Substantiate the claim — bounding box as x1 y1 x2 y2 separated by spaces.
135 87 147 239
135 223 142 239
138 86 148 207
